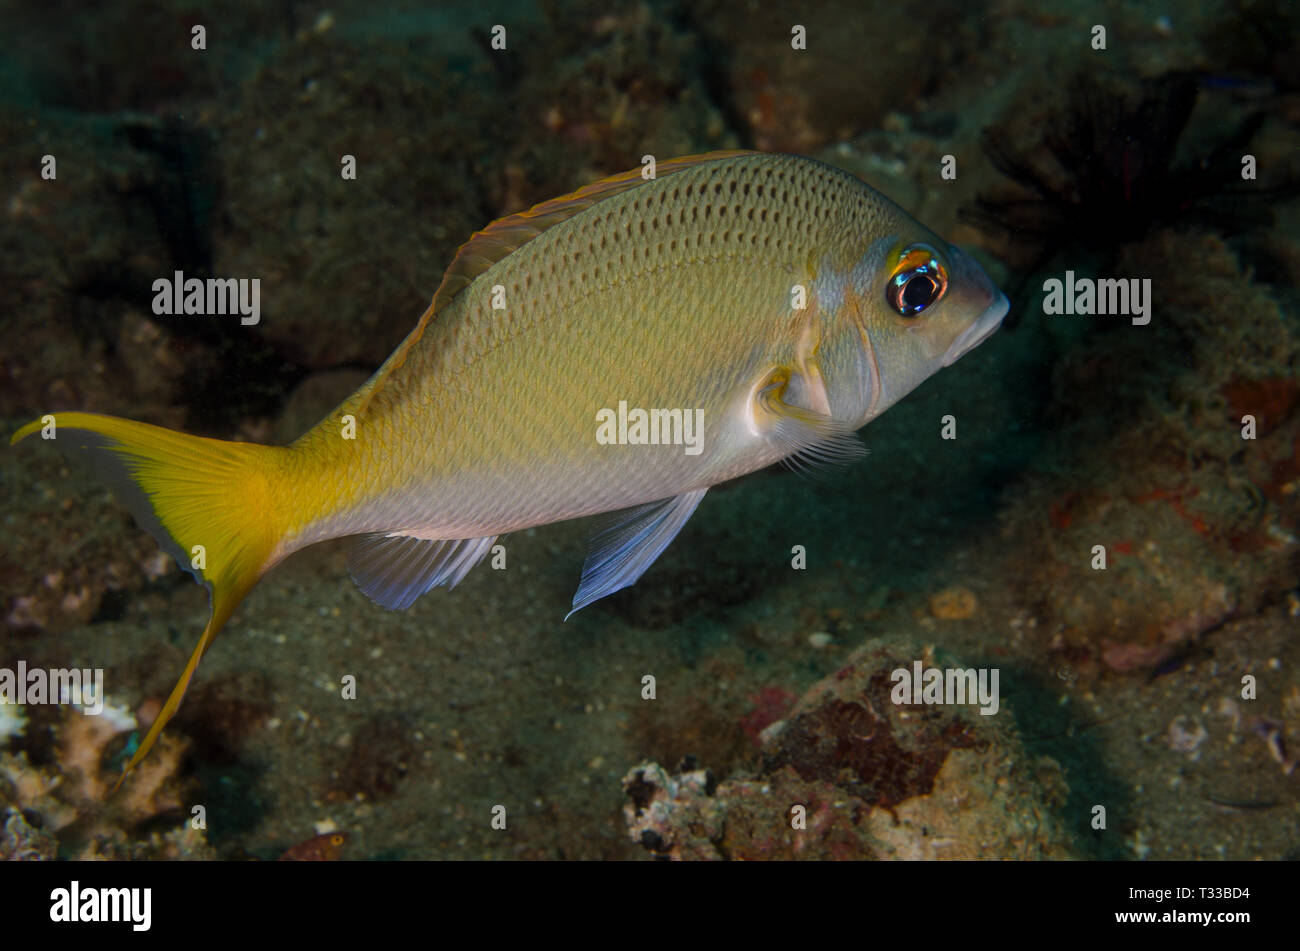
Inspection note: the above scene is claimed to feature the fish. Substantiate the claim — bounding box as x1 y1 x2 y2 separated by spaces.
278 831 348 861
11 150 1008 785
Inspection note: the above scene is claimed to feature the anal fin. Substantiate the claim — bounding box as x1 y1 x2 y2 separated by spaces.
568 489 707 618
347 533 498 610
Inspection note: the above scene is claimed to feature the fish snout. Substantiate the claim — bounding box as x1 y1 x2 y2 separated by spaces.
940 245 1009 367
942 290 1009 366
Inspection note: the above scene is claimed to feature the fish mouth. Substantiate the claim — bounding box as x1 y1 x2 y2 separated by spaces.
942 291 1009 367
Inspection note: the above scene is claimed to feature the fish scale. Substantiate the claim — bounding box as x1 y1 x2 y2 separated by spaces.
12 150 1008 782
321 156 877 524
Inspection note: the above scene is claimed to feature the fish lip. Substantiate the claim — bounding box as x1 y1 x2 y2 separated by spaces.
942 291 1009 367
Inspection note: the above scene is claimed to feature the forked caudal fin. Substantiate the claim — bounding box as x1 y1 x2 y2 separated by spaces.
10 412 287 792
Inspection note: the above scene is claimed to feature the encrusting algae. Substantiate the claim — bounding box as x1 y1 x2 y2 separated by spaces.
11 151 1007 787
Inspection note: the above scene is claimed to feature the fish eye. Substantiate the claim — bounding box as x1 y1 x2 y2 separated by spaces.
887 245 948 317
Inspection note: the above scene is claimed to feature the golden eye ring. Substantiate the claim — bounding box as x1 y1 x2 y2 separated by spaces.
887 245 948 317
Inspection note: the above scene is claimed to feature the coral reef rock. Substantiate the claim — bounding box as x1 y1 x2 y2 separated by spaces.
624 637 1077 860
0 700 212 860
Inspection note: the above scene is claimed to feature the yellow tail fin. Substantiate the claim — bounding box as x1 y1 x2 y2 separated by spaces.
10 412 287 791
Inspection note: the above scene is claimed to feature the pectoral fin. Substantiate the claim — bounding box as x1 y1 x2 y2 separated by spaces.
567 489 708 618
752 367 866 473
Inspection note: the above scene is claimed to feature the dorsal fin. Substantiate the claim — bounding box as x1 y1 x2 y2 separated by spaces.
355 150 756 413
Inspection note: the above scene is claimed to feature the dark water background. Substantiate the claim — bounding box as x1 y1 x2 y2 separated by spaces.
0 0 1297 861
